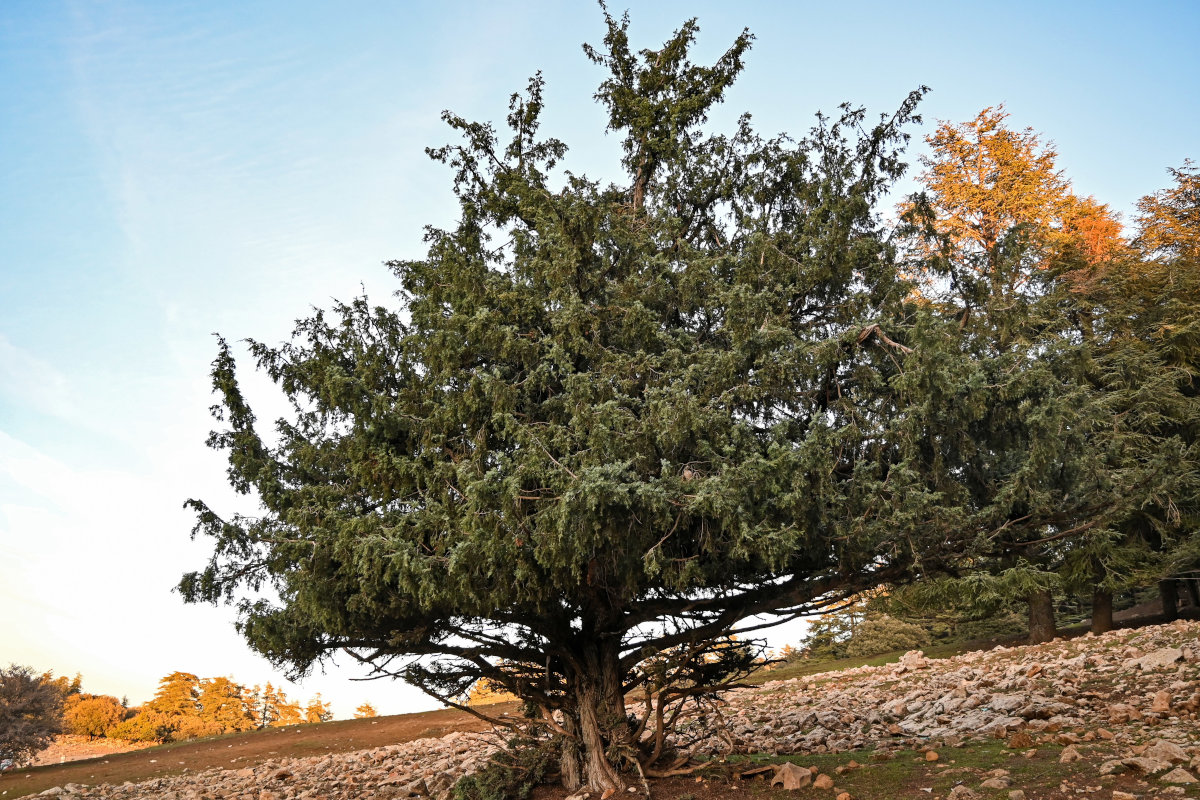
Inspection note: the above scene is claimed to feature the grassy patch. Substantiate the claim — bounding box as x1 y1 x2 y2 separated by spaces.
747 636 1013 685
690 739 1200 800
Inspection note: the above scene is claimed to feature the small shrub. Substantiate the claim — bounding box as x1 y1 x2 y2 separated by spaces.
452 735 558 800
844 614 930 657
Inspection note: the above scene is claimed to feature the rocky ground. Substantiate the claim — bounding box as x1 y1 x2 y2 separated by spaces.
21 731 499 800
705 618 1200 762
20 619 1200 800
30 739 155 769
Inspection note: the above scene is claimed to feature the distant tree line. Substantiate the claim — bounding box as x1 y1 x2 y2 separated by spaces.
96 671 334 743
0 666 377 766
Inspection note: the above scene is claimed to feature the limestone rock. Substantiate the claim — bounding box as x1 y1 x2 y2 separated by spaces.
771 763 812 790
1058 745 1082 764
1145 739 1189 765
1123 756 1173 774
1006 732 1034 749
1161 767 1197 784
1124 647 1184 671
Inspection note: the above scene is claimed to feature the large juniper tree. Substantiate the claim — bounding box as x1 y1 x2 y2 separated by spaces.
182 11 941 791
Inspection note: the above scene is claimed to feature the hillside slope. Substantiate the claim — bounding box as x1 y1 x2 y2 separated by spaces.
6 620 1199 800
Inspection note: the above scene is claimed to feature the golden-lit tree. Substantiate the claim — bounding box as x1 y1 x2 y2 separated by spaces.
353 702 378 719
198 677 255 733
62 694 126 738
466 677 519 707
303 694 332 724
908 105 1124 296
145 672 200 717
251 683 301 728
1135 159 1200 262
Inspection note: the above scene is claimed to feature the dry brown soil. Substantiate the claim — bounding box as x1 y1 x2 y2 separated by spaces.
0 705 514 799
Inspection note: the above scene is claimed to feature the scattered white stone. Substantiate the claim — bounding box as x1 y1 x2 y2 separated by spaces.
1145 739 1189 765
1161 767 1197 784
1124 647 1184 671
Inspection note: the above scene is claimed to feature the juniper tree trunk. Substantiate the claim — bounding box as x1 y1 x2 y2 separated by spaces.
1160 579 1179 621
559 640 631 792
1027 590 1057 643
1091 588 1114 634
559 715 583 791
577 683 623 792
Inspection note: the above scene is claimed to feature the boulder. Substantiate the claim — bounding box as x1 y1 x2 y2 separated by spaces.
1161 767 1197 784
1145 739 1189 765
1124 647 1184 671
771 763 812 790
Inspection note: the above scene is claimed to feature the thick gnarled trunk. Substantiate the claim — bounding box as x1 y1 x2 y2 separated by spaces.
1027 590 1057 644
559 642 630 793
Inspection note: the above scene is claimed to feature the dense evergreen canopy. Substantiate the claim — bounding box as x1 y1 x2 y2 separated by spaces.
180 11 1197 792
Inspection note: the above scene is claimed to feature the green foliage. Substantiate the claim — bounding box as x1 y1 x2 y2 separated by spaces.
843 614 929 657
0 665 63 766
452 735 559 800
798 592 882 658
182 8 944 790
953 612 1028 642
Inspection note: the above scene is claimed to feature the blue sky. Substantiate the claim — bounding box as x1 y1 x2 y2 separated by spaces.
2 0 1197 718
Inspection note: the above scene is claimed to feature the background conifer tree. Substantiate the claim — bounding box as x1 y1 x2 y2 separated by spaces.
900 110 1192 642
198 676 256 734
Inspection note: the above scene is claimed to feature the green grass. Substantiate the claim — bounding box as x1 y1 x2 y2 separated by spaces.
745 636 1008 686
698 739 1200 800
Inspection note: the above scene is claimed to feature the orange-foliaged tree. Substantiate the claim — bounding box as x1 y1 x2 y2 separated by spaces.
198 677 256 734
908 105 1124 293
906 107 1110 642
62 695 126 738
303 694 333 724
1135 159 1200 263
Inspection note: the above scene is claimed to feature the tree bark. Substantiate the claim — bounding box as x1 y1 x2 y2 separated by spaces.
1027 590 1057 644
560 715 582 791
577 681 624 793
559 639 632 794
1160 579 1179 621
1091 588 1114 634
